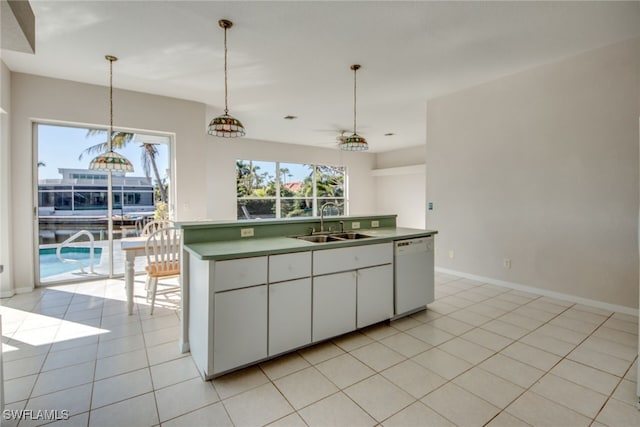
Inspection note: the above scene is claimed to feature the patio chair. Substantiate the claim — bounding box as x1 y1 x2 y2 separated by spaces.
144 226 181 315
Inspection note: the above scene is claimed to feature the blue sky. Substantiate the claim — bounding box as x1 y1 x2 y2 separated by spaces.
37 124 170 181
243 160 314 184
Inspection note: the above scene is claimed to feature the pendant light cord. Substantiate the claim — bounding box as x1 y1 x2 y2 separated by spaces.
223 26 229 115
109 57 114 152
353 66 357 134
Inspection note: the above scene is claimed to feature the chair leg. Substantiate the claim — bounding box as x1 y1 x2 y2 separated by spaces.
150 277 158 315
145 275 152 301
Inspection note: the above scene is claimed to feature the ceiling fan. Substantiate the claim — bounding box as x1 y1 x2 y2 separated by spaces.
313 127 367 147
335 130 348 144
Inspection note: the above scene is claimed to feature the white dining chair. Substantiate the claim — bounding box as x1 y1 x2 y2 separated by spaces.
144 226 181 314
141 219 174 236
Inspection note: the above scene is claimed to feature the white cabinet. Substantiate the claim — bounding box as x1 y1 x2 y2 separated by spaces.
213 285 268 374
269 252 311 283
268 252 312 355
313 243 392 275
187 241 400 379
214 256 267 292
269 278 312 355
357 264 394 328
313 271 357 342
312 243 393 339
210 255 268 375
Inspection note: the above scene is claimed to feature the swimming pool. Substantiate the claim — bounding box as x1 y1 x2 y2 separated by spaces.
40 247 103 278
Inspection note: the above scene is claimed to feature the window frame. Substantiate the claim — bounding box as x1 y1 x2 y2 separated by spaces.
236 161 347 220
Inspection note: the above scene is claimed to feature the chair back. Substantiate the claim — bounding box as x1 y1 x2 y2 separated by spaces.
145 227 181 277
142 219 174 236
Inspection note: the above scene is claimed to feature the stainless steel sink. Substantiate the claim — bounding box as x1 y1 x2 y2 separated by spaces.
328 232 372 240
295 235 339 243
294 232 372 243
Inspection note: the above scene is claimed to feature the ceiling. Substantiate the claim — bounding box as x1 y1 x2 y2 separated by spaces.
2 1 639 153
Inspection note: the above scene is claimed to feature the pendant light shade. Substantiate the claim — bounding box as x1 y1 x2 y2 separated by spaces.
340 64 368 151
89 150 134 172
208 19 245 138
89 55 134 173
208 113 245 138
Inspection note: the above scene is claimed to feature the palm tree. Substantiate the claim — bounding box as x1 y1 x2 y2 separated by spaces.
78 130 168 202
279 167 291 185
140 142 167 202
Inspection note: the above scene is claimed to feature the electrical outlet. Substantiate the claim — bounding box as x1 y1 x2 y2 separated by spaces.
448 250 455 259
371 220 379 228
351 222 360 229
240 228 254 237
503 258 511 269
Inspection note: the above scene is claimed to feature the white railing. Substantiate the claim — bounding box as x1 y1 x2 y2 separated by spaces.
56 230 96 274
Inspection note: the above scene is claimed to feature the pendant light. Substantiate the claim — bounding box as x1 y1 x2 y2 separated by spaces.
88 55 133 279
89 55 134 172
340 64 368 151
208 19 245 138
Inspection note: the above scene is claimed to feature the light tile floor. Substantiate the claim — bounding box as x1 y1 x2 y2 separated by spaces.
1 272 638 426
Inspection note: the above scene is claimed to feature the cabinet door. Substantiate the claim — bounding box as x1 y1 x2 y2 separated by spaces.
313 271 356 342
213 285 267 374
357 264 393 328
269 278 312 356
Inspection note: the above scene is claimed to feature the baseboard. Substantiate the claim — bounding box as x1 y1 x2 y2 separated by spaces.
0 286 34 298
0 289 15 298
435 267 638 316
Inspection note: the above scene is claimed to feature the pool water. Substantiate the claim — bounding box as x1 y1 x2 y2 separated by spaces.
40 247 103 278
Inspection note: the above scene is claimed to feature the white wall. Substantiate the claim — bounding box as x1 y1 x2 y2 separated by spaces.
7 74 378 293
0 60 13 297
374 145 426 229
426 38 640 308
376 145 425 170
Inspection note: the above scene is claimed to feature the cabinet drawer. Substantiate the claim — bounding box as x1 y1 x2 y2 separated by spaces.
313 243 392 275
214 256 267 292
269 252 311 283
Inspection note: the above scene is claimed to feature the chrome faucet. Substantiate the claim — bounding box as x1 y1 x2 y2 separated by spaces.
320 202 341 233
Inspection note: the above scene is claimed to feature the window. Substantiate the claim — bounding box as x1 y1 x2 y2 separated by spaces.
236 160 346 220
36 122 172 284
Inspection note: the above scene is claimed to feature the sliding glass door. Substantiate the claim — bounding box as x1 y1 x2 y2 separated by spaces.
35 123 171 285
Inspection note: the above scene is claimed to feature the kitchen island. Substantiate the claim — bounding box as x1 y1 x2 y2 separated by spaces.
177 215 437 379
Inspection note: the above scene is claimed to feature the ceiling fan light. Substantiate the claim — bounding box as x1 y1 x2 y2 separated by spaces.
208 113 246 137
340 133 368 151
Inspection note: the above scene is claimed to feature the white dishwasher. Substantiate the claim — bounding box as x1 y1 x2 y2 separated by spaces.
394 236 435 317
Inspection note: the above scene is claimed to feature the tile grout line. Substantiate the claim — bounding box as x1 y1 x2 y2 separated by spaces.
422 280 614 425
494 309 617 425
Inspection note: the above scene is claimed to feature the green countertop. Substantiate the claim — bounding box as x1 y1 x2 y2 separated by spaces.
184 227 438 261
